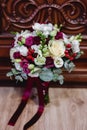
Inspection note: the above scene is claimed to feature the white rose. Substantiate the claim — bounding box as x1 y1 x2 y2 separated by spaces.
72 40 80 53
54 57 64 68
48 39 65 57
17 46 28 56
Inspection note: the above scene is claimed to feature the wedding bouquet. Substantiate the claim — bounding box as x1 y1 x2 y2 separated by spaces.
7 23 82 84
7 23 83 130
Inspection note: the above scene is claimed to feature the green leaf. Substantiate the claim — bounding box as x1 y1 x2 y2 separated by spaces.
59 79 64 85
44 94 49 105
64 60 75 72
58 75 64 85
11 68 21 75
21 73 28 80
75 53 81 59
15 75 23 82
53 68 62 74
10 31 17 35
53 74 58 82
39 69 53 82
6 71 13 77
68 62 75 72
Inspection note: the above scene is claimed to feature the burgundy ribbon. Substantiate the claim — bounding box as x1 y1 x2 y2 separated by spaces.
8 77 49 130
8 77 33 126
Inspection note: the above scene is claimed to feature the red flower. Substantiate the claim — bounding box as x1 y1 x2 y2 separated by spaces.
13 52 21 59
20 59 30 74
33 36 41 45
55 32 63 40
45 57 54 68
18 36 22 41
25 36 34 47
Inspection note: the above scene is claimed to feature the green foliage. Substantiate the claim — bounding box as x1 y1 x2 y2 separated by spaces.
15 75 23 82
64 60 75 72
39 68 53 82
44 94 50 105
75 51 83 59
36 31 46 45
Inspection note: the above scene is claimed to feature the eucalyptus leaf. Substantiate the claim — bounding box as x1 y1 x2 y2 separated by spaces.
57 75 64 81
53 68 62 74
59 79 64 85
64 60 70 69
64 60 75 72
57 75 64 85
39 69 53 82
21 73 28 80
53 73 59 82
68 62 75 72
6 71 13 77
11 68 21 75
15 75 23 82
75 53 81 59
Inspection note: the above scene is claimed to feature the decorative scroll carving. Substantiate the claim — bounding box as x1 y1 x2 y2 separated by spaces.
0 0 87 35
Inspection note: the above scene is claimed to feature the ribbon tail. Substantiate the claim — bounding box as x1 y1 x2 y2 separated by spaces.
23 78 45 130
42 82 50 104
8 77 33 126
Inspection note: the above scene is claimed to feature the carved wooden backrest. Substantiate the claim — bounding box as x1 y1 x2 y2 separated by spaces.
0 0 87 83
1 0 87 35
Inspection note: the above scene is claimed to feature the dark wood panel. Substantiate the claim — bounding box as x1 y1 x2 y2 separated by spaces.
0 0 87 36
0 0 87 84
0 36 87 58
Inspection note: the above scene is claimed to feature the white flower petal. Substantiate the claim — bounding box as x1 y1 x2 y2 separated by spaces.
48 39 65 57
72 40 80 53
18 46 28 56
54 57 64 68
14 62 22 71
34 56 46 66
10 48 17 60
28 72 39 77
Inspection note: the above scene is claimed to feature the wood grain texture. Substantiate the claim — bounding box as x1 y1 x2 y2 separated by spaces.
0 0 87 34
0 0 87 82
0 86 87 130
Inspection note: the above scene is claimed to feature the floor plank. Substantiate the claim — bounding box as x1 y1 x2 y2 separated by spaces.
0 87 87 130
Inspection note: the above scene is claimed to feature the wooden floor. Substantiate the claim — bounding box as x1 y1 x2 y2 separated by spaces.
0 86 87 130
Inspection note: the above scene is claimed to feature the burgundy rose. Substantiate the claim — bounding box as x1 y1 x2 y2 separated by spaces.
55 32 63 40
20 59 28 67
25 36 34 47
33 36 41 45
18 36 22 41
23 63 30 74
13 52 21 59
20 59 30 74
45 57 54 68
